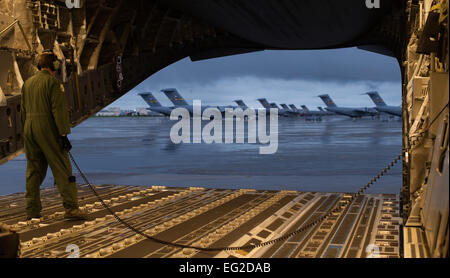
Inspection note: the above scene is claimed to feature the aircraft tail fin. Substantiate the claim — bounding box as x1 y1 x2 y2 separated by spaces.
289 104 298 111
257 98 271 108
318 94 337 107
280 104 290 110
301 105 310 112
161 88 188 106
138 92 162 107
366 91 387 107
270 103 279 109
234 99 248 109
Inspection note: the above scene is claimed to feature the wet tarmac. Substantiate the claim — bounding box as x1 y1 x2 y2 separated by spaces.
0 116 402 195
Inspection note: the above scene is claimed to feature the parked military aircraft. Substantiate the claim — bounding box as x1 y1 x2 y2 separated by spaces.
280 103 300 116
365 91 402 117
257 98 271 110
318 94 378 118
288 104 301 113
272 103 291 116
138 92 173 116
162 88 243 117
297 105 327 121
301 105 333 117
257 99 289 117
257 98 283 116
234 100 248 109
317 107 334 115
162 88 220 116
280 103 290 110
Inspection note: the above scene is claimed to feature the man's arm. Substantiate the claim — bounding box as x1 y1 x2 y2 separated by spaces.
50 81 71 136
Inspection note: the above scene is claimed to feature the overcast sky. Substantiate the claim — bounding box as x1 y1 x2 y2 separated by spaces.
110 47 401 110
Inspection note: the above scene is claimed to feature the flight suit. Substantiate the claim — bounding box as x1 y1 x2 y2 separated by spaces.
20 70 78 217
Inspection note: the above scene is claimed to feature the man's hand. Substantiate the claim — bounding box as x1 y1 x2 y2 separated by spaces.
61 135 72 152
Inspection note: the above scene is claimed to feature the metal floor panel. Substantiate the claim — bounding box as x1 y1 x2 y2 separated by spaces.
0 185 401 258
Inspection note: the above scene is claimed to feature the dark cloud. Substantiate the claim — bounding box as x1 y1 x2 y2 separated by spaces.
140 47 400 86
112 47 402 109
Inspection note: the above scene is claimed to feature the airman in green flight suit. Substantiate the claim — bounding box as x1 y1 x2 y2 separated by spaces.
20 51 87 220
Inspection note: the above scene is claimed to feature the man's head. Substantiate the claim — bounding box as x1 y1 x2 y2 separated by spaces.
37 50 60 75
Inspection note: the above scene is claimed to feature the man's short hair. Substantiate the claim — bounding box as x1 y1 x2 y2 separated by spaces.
37 51 57 71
